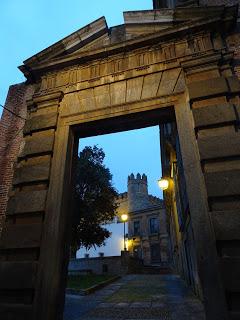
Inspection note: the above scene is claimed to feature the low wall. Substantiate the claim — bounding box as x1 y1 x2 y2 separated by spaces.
68 255 128 275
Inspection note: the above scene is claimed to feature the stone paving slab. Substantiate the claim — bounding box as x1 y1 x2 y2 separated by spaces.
81 307 171 319
64 274 206 320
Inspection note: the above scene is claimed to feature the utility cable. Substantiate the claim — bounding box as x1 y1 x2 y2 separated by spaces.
0 103 26 153
0 124 25 153
0 103 26 121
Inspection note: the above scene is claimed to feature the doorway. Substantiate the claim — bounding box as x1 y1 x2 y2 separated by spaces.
62 104 206 320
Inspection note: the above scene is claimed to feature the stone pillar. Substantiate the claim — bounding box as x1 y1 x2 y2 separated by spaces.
179 50 240 319
0 91 64 320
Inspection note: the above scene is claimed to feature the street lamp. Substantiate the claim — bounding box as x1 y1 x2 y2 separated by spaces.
121 214 128 251
158 177 170 191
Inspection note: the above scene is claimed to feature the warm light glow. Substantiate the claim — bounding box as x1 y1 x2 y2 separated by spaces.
158 178 169 191
120 238 129 250
121 214 128 222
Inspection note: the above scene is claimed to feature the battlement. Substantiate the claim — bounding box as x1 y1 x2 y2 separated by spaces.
128 173 147 183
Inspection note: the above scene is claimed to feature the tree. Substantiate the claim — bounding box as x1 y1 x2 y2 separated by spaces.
71 145 118 258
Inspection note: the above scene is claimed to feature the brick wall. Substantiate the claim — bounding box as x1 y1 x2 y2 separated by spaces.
0 83 34 234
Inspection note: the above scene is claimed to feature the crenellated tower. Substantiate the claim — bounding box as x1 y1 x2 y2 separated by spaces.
128 173 152 212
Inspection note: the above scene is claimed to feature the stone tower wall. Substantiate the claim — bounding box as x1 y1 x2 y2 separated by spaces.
127 173 152 212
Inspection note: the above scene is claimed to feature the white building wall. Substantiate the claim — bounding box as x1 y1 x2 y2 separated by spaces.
77 221 128 258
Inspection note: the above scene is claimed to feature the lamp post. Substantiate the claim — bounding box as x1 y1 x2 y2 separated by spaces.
121 214 128 251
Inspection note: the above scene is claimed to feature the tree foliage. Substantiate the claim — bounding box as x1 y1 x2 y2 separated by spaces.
71 146 118 254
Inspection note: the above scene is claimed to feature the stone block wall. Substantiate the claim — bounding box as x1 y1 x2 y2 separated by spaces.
68 256 127 275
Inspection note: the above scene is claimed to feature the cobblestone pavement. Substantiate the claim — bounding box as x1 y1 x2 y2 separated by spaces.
63 274 205 320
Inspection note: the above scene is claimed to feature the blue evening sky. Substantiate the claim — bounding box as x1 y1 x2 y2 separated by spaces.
0 0 163 198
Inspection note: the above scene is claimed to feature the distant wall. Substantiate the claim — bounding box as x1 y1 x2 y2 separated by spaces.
68 256 128 275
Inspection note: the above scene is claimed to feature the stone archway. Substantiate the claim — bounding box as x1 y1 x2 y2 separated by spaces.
0 5 240 320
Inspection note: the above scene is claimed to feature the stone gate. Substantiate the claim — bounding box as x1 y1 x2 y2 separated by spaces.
0 2 240 320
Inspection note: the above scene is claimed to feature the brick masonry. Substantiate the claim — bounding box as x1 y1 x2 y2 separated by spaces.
0 83 34 234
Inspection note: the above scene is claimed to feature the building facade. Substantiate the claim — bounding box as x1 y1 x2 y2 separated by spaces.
160 122 201 296
117 174 169 266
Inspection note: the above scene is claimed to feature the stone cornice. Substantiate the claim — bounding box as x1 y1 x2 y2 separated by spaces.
18 5 238 81
23 17 108 67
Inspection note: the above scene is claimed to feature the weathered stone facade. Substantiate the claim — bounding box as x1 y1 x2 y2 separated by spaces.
116 174 169 265
0 1 240 320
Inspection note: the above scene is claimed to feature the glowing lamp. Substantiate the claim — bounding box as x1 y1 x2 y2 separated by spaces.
158 177 169 191
121 214 128 251
121 214 128 222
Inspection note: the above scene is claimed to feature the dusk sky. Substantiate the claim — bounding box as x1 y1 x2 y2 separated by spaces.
1 0 163 198
1 0 164 256
0 0 152 113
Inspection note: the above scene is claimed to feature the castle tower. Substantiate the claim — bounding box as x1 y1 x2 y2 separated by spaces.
128 173 151 212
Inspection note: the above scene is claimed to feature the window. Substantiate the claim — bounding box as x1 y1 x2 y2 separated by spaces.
149 217 159 234
133 221 140 235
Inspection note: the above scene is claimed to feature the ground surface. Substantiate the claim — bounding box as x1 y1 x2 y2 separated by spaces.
64 274 206 320
67 275 114 290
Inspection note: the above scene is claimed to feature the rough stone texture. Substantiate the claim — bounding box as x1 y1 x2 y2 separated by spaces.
64 274 205 320
0 83 34 234
68 256 127 275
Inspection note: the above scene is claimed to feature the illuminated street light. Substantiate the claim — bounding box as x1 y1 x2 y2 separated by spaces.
121 214 128 251
121 214 128 222
158 177 169 191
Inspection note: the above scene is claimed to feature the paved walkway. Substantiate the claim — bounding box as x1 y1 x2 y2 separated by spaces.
64 274 205 320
